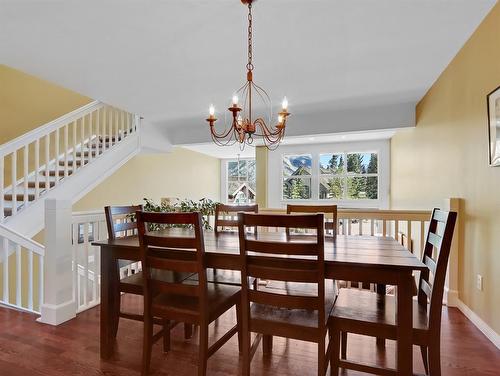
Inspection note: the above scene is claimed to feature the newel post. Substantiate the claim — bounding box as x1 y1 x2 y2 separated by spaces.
444 197 461 307
39 199 76 325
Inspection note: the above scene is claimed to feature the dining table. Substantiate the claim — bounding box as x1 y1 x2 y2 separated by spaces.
93 229 426 376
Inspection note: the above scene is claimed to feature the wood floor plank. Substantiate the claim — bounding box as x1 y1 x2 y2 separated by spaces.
0 295 499 375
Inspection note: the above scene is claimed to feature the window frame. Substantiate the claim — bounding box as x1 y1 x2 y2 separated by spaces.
267 139 390 209
281 154 313 200
318 152 379 201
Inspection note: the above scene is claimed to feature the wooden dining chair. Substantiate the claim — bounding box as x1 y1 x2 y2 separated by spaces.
286 204 338 240
329 208 457 376
136 211 242 376
204 203 259 287
238 212 334 376
104 205 193 340
215 203 258 234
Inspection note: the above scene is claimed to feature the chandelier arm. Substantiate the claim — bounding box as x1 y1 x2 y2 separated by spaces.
210 123 236 139
211 131 239 147
252 118 284 138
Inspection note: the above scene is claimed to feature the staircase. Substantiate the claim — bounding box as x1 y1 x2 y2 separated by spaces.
0 101 141 236
0 101 141 314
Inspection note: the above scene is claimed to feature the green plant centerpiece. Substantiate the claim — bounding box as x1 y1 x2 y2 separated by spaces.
142 197 219 230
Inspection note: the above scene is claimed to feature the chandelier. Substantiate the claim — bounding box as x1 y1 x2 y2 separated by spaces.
206 0 290 150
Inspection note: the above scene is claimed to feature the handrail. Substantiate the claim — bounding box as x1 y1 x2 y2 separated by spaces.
0 100 103 158
261 208 431 220
0 223 45 256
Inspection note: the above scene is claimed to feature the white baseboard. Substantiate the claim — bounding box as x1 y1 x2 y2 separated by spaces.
37 300 76 326
444 287 459 307
456 299 500 350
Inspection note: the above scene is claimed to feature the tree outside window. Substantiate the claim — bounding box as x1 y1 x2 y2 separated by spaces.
319 152 378 200
282 154 312 200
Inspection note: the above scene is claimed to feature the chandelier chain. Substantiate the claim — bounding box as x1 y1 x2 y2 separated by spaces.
247 3 254 71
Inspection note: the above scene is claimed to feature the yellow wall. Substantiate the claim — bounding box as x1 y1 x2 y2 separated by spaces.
391 4 500 332
74 147 221 211
0 64 92 186
0 64 91 144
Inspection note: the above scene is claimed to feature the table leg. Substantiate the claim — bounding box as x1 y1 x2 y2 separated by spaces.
262 335 273 355
396 271 413 375
376 284 386 347
100 246 116 359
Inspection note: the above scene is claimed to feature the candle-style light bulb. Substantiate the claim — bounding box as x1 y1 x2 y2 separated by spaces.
278 115 284 124
282 97 288 110
232 95 239 106
209 105 215 117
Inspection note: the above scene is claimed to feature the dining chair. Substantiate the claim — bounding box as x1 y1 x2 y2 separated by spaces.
215 203 258 234
205 203 259 287
329 208 457 376
136 211 242 376
286 204 337 240
104 205 193 340
238 212 334 376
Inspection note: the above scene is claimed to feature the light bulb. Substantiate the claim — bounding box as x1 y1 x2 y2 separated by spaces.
232 95 239 106
278 115 284 124
282 97 288 110
209 105 215 116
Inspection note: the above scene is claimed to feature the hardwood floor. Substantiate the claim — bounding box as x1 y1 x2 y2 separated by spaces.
0 295 499 375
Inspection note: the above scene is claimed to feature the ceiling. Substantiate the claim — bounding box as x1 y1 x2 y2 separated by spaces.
0 0 496 146
183 129 396 159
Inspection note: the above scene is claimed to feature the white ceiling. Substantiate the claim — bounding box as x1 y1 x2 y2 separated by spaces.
0 0 496 145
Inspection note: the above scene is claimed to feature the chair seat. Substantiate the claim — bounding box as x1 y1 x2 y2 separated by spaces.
119 270 194 294
250 281 336 336
152 283 241 324
330 289 429 338
186 268 256 286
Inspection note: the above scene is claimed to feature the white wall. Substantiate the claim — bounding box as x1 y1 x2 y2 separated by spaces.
267 139 391 209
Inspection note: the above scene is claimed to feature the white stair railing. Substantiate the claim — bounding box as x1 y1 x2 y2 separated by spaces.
71 210 141 314
0 101 139 223
0 224 44 313
71 211 107 313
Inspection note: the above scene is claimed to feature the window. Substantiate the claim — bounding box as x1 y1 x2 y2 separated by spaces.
281 152 378 201
226 159 256 204
319 152 378 200
282 154 312 200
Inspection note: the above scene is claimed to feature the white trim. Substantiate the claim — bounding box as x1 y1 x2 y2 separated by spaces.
456 299 500 350
0 224 45 256
38 299 76 326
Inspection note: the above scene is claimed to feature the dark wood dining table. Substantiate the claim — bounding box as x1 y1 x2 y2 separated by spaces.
93 229 426 375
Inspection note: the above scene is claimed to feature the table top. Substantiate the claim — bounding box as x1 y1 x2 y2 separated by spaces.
93 229 426 271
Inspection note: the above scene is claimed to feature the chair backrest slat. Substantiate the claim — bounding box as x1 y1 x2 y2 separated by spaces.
246 239 319 256
287 204 337 239
247 263 319 283
142 235 199 249
136 211 207 303
427 232 442 249
153 280 200 297
104 205 143 240
238 212 325 316
417 208 457 332
249 290 319 310
423 255 437 275
215 204 258 233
